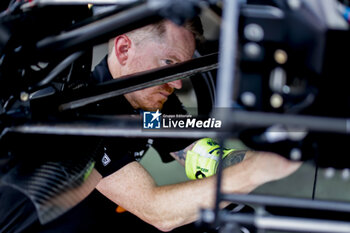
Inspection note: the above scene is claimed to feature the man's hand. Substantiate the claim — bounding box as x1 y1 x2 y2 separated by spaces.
170 138 302 183
185 138 236 179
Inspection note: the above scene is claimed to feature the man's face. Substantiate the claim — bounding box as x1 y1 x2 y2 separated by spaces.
122 22 196 111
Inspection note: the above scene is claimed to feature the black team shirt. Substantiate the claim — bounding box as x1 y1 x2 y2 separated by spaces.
0 57 196 233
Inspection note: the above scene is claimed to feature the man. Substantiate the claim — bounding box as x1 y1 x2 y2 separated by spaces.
91 19 301 231
0 18 301 233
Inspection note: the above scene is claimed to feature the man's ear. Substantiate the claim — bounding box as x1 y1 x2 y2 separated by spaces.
114 35 131 65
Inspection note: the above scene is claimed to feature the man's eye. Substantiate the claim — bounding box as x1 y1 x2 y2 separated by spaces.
163 59 174 65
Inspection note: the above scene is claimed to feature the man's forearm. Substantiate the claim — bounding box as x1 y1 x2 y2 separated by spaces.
96 161 256 231
142 163 259 231
96 152 293 232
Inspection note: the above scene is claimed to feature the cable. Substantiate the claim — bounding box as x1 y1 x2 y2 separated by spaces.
35 51 84 89
311 143 319 200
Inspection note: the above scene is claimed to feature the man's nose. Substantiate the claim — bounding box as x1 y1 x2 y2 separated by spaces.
167 80 182 89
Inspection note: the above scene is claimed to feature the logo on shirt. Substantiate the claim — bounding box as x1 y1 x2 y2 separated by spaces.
102 152 111 166
143 110 162 129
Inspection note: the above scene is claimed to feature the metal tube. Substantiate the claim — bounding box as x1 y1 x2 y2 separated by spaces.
58 53 218 111
213 0 240 227
221 213 350 233
256 215 350 233
35 0 140 5
221 193 350 212
8 124 219 138
215 0 240 108
36 2 163 56
36 51 84 88
230 110 349 134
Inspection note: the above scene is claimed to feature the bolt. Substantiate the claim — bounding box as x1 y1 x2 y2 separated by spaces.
274 49 288 64
244 42 261 59
288 0 301 10
269 67 287 92
290 148 302 160
241 92 256 107
244 23 264 42
20 92 29 102
270 93 283 108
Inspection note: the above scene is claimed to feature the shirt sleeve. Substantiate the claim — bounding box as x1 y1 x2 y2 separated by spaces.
94 138 135 177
